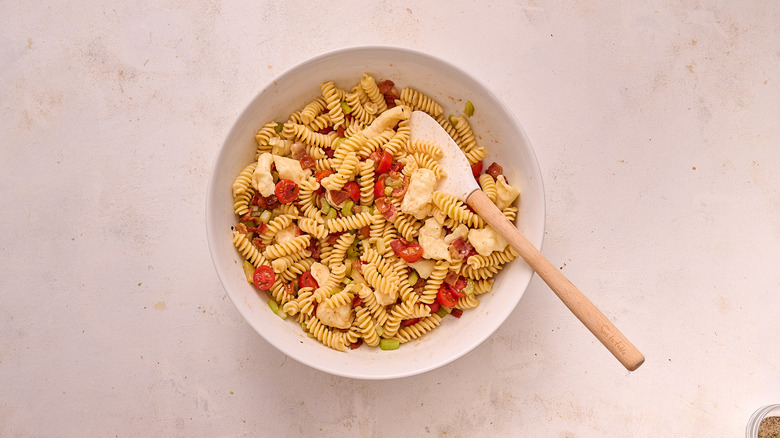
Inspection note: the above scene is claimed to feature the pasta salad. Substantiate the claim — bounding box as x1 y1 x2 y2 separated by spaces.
230 73 521 351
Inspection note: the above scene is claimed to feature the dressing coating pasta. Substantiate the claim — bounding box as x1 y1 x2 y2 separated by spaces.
229 74 522 352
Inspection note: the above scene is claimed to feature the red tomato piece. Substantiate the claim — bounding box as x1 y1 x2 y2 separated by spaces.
350 338 363 349
315 170 334 183
428 301 440 314
253 265 275 290
376 151 393 174
437 284 458 307
351 295 363 308
486 162 503 179
275 179 299 203
399 244 423 263
343 181 361 203
450 308 464 318
471 160 483 178
299 271 318 289
374 177 387 199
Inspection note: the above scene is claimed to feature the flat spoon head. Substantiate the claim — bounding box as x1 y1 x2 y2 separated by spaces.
408 111 479 202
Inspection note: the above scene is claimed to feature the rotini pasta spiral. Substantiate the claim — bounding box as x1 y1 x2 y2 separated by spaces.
454 294 480 310
299 96 327 125
431 191 485 228
357 283 389 327
321 151 359 191
478 174 498 203
466 245 519 269
393 314 442 344
353 306 380 347
306 316 348 351
411 152 446 179
360 73 387 115
405 139 443 159
298 217 328 239
320 81 345 129
420 260 450 304
326 210 373 233
263 235 311 260
232 231 267 268
292 123 335 149
234 190 253 216
259 214 296 245
399 87 443 117
232 162 257 196
358 159 375 206
362 262 400 299
279 257 316 283
450 115 478 153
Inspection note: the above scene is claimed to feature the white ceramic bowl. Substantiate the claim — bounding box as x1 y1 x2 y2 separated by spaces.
206 46 545 379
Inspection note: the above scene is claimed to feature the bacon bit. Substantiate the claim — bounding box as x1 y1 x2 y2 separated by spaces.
235 223 248 234
328 189 350 207
299 154 315 170
351 259 363 275
252 237 264 249
264 194 279 210
307 238 321 259
284 282 296 295
350 339 363 349
391 176 409 199
239 212 256 223
443 271 459 286
377 80 395 94
290 141 306 160
326 232 343 245
352 295 363 308
247 223 268 234
486 162 503 179
368 150 384 167
390 161 404 173
400 317 421 327
251 192 265 207
324 147 335 159
336 126 345 138
389 239 403 256
317 126 333 135
450 308 464 318
413 276 425 289
359 225 370 238
449 237 474 260
374 197 397 222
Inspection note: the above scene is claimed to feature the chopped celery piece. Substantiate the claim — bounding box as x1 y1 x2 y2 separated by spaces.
268 299 280 314
341 200 354 217
464 100 474 117
321 199 331 214
242 261 255 284
347 245 359 259
380 339 400 351
272 171 279 183
301 322 307 331
407 270 419 287
436 307 449 318
344 262 352 276
384 187 393 197
330 288 341 296
334 138 345 148
259 210 273 224
385 176 402 188
350 270 365 284
375 325 384 337
274 122 284 133
250 209 263 218
340 101 352 114
376 238 386 254
448 114 456 125
278 311 287 320
326 209 338 220
343 278 352 286
368 206 375 215
463 279 475 295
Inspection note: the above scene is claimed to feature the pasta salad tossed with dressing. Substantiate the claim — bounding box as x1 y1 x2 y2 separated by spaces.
230 74 521 351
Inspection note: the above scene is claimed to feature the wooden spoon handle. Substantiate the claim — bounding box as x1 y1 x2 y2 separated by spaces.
467 189 645 371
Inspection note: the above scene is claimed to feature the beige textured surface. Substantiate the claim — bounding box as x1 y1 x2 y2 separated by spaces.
1 1 778 436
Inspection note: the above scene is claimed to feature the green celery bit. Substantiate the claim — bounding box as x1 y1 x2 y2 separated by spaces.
380 339 400 351
321 199 331 214
259 210 273 224
341 200 354 217
448 114 456 125
368 206 375 215
375 325 384 337
334 138 345 148
272 171 279 183
384 187 393 197
343 278 352 286
340 101 352 114
346 245 359 259
301 322 307 331
463 279 475 295
436 307 449 318
330 288 341 296
274 122 284 133
385 176 402 188
464 100 474 117
326 209 338 220
278 311 287 320
407 270 419 286
344 262 352 277
268 299 280 315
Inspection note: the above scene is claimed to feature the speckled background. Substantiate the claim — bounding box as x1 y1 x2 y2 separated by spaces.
1 1 778 436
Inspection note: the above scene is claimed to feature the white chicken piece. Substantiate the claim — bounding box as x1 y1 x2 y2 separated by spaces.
400 168 436 220
316 302 352 329
468 226 509 257
252 152 275 197
494 175 521 210
273 155 311 184
418 218 451 261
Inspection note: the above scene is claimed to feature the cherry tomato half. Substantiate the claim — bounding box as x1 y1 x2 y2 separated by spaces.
374 177 387 199
315 170 334 183
343 181 361 203
398 244 423 263
253 265 275 290
437 284 459 307
376 151 393 174
471 160 483 178
299 271 318 289
275 179 299 203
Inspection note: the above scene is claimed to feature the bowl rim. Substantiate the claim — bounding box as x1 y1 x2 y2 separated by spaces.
205 45 546 379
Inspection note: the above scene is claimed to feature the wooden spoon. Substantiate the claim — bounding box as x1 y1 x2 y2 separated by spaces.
409 111 645 371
